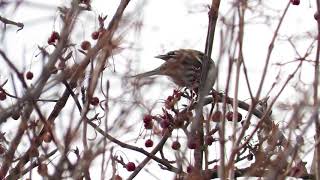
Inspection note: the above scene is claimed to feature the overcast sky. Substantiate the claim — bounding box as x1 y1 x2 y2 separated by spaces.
1 0 319 179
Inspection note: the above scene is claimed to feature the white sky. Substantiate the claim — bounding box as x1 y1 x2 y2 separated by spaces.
1 0 319 179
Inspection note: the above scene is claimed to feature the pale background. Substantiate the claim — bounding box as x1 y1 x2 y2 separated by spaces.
0 0 318 179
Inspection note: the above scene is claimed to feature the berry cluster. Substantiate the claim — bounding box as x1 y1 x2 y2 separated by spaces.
79 28 107 51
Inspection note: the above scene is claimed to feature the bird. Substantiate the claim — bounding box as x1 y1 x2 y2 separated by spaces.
131 49 217 90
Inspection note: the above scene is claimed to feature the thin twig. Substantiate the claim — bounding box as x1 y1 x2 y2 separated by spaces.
0 15 24 31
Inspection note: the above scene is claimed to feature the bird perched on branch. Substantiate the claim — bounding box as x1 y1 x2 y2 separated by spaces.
131 49 217 90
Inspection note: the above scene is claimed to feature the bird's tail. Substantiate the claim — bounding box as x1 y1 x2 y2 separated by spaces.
130 68 161 79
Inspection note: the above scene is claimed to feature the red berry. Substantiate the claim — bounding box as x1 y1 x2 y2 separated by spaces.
90 97 99 106
81 40 91 50
291 0 300 5
226 111 243 122
126 162 136 171
143 114 152 124
211 111 222 122
205 135 214 146
47 37 55 45
0 91 6 101
48 31 60 44
91 31 99 40
145 139 153 147
171 141 181 150
26 71 34 80
237 113 243 122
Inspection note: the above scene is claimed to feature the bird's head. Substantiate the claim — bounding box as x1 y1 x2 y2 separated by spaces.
155 49 204 62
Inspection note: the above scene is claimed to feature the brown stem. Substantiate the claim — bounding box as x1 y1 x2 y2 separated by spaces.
192 0 221 172
313 0 320 178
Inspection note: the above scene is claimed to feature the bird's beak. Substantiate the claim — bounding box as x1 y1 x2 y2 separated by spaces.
154 54 167 60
